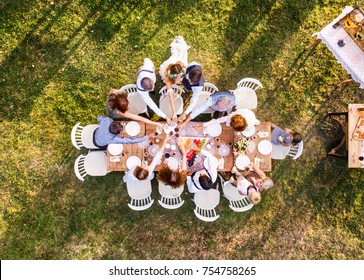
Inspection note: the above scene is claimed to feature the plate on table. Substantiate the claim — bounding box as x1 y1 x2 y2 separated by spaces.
126 156 141 170
206 123 222 137
204 156 219 169
148 144 160 156
242 125 256 137
108 144 123 155
125 121 141 136
245 141 256 154
165 157 178 170
218 144 230 156
235 155 250 170
258 140 273 155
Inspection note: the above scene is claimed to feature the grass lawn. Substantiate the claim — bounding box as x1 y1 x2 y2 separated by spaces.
0 0 363 259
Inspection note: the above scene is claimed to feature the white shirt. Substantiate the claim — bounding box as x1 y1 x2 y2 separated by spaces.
203 108 260 132
187 150 218 193
183 62 204 115
123 150 163 184
136 58 167 119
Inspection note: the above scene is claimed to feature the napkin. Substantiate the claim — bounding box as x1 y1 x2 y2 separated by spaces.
218 158 225 169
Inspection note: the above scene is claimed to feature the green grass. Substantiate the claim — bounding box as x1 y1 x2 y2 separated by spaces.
0 0 364 260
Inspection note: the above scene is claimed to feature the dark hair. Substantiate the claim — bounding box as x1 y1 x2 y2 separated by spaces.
108 93 129 113
157 165 187 188
199 174 212 190
170 63 183 75
230 115 248 132
292 132 303 146
141 77 154 91
189 67 202 84
109 121 123 134
134 166 149 180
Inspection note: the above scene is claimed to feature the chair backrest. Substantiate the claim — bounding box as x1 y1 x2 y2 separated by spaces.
195 82 219 112
71 123 100 150
202 82 219 94
71 123 84 150
222 181 253 212
73 151 107 181
158 182 185 209
120 84 148 115
194 206 219 222
159 84 185 95
236 78 263 91
271 143 291 160
128 197 154 211
159 92 184 118
288 141 303 160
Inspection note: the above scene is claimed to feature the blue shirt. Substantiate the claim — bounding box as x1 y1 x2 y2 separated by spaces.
94 116 148 147
271 126 292 146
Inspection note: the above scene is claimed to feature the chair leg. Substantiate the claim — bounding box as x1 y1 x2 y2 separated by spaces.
326 112 348 158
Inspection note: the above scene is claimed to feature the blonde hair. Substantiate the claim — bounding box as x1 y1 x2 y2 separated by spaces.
248 190 261 205
261 177 273 190
230 115 248 131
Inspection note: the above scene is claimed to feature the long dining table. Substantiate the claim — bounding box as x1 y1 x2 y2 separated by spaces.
348 103 364 168
106 120 272 172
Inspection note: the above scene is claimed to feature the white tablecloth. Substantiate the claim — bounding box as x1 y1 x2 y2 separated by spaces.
314 6 364 89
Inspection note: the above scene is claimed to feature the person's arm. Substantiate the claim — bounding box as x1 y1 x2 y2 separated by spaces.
202 115 229 127
249 162 266 178
179 139 188 171
183 86 203 115
189 98 212 119
148 133 173 173
119 110 160 127
167 88 178 120
178 115 192 130
113 135 148 144
137 91 167 119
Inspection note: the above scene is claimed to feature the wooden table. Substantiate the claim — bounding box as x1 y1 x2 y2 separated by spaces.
348 104 364 168
234 122 272 172
106 121 146 172
145 122 234 172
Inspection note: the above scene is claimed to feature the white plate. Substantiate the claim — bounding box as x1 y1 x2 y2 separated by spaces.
218 144 230 156
126 156 141 170
235 155 250 169
206 123 222 137
165 157 178 170
125 121 141 136
242 125 256 137
148 144 160 156
108 144 123 155
258 140 273 155
204 156 219 169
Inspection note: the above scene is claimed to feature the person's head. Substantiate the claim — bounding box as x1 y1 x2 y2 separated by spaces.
291 132 302 146
255 177 273 191
141 77 154 91
199 174 212 190
216 96 232 111
247 189 261 205
188 67 202 84
109 121 123 135
108 93 129 113
166 63 186 82
133 165 149 180
230 114 248 132
157 165 187 188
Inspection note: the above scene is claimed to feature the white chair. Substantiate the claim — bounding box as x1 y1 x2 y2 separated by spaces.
71 123 99 150
271 143 291 160
158 181 185 209
193 188 220 222
120 84 149 116
74 151 107 181
159 85 184 118
288 141 304 160
126 180 154 211
196 82 219 114
234 78 263 109
222 181 253 212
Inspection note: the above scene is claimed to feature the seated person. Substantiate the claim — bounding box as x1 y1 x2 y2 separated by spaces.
229 173 261 205
231 162 273 192
106 90 163 129
157 141 187 189
159 36 190 120
93 116 153 149
198 108 260 133
271 123 302 146
178 91 237 130
187 143 218 193
123 134 173 184
135 58 171 123
178 62 204 121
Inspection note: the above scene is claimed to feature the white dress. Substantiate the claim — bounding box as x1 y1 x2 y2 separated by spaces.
159 36 190 83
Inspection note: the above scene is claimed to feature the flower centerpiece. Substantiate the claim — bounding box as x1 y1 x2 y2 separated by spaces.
233 137 250 155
